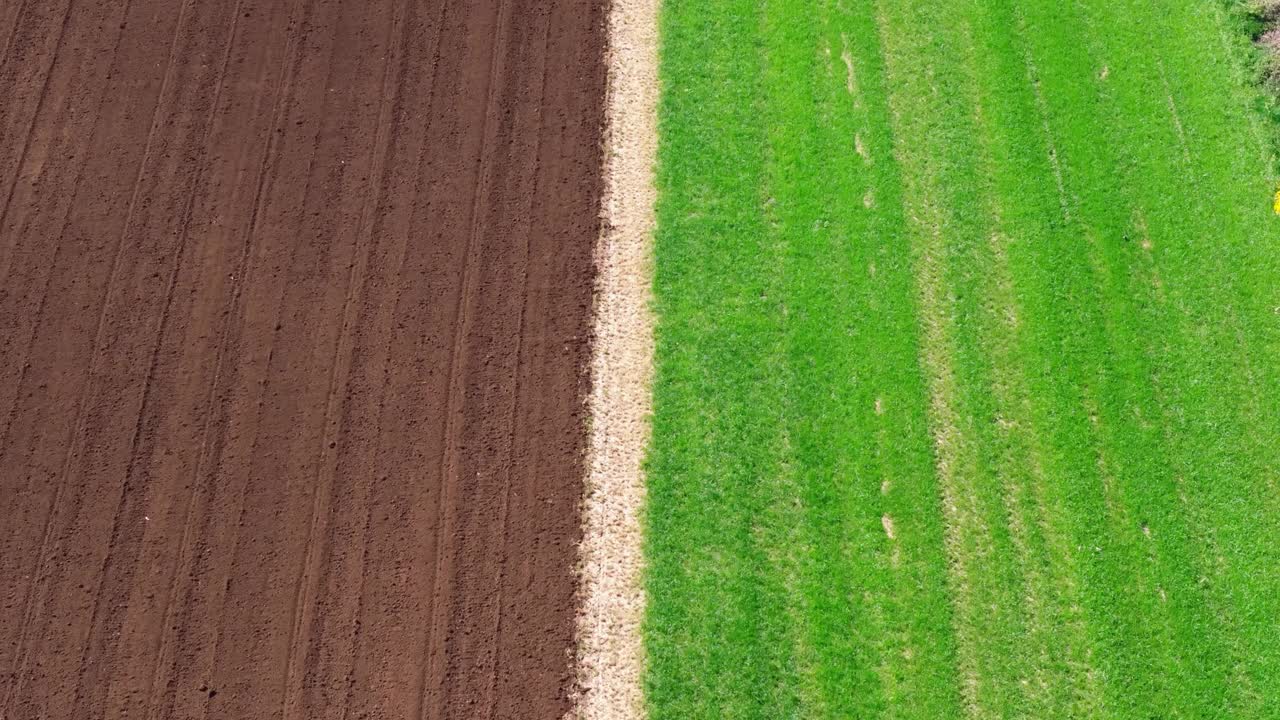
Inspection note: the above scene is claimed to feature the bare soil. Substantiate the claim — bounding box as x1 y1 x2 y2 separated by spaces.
0 0 607 718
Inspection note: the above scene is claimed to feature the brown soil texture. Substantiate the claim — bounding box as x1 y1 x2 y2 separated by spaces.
0 0 606 718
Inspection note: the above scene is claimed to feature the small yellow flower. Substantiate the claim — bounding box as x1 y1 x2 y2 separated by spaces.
1274 186 1280 215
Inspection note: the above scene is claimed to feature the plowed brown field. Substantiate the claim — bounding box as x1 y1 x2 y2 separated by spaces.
0 0 606 717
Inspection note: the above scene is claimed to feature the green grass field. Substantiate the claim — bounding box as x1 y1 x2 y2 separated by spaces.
645 0 1280 717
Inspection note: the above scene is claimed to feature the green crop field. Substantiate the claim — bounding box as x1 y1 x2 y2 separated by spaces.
644 0 1280 717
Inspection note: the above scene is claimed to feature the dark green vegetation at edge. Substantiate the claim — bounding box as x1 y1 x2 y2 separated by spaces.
1222 0 1280 168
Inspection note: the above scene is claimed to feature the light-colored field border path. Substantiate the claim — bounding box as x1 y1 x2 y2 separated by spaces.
570 0 659 716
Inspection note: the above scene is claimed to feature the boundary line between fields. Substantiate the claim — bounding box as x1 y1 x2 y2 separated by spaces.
569 0 658 716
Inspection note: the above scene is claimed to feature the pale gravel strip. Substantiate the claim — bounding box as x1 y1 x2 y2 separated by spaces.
568 0 658 716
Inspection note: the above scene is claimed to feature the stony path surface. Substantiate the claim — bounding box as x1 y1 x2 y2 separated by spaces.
572 0 658 715
0 1 607 718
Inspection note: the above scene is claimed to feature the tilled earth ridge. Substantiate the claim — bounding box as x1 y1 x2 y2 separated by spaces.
0 0 607 718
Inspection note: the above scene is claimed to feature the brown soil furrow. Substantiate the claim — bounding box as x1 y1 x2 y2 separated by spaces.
0 1 230 696
2 0 247 710
0 0 131 463
278 0 406 716
485 9 554 712
68 2 251 714
428 0 519 711
334 4 454 718
429 0 603 707
0 0 28 64
0 0 74 235
493 0 607 710
200 0 392 711
0 0 141 696
420 0 513 708
0 4 189 712
128 5 302 716
474 8 555 712
0 0 607 717
278 3 421 717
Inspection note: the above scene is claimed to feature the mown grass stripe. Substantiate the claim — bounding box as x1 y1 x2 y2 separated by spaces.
973 1 1204 715
822 4 965 716
777 1 964 715
759 3 870 714
1056 1 1280 715
872 3 1038 716
1107 2 1280 710
951 4 1111 715
645 1 798 715
647 0 1280 716
1035 6 1229 714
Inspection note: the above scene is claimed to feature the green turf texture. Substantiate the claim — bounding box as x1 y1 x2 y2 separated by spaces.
644 0 1280 717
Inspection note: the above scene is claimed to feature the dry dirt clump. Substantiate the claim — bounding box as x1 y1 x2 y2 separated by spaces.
1254 1 1280 76
1237 0 1280 164
1257 0 1280 21
1263 27 1280 51
569 0 660 717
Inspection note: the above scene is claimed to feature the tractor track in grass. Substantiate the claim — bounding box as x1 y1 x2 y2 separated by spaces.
0 0 608 718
